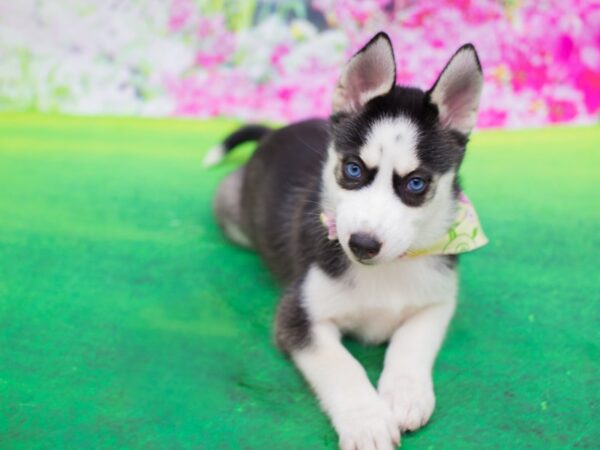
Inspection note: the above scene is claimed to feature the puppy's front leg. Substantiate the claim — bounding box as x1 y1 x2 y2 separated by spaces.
295 322 399 450
276 291 399 450
378 300 455 433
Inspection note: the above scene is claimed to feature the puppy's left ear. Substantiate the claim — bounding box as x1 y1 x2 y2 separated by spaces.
332 32 396 114
428 44 483 135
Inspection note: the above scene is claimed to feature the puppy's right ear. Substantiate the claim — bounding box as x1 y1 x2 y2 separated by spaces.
332 32 396 114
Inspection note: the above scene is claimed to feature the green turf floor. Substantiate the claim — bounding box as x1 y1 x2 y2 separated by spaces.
0 113 598 449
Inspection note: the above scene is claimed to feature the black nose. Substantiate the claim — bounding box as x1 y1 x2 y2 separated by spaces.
348 233 382 260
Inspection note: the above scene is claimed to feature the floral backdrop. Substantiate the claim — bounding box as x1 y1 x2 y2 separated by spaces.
1 0 599 128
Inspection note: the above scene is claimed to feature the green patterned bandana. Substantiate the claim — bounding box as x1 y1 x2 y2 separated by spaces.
405 192 488 257
320 192 488 258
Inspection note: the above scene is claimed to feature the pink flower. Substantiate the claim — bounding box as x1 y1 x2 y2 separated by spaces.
270 45 291 70
162 0 600 127
168 0 195 32
576 69 600 113
555 34 575 63
546 98 578 123
195 52 226 68
508 50 549 93
478 109 507 128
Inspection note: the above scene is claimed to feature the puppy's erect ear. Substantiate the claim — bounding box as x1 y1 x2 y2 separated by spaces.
332 32 396 114
428 44 483 135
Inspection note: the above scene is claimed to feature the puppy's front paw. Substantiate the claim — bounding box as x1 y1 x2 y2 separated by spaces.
334 397 400 450
378 373 435 433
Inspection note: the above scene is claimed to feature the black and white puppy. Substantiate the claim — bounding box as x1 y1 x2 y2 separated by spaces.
205 32 483 450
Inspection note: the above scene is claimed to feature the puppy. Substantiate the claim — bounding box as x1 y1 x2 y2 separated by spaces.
206 32 486 450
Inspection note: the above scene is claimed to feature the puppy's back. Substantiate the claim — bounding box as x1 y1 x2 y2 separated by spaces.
241 119 331 284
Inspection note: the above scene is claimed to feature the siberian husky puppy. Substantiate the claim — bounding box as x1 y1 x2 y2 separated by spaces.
205 32 485 450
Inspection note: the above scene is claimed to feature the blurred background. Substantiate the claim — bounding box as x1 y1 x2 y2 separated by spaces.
1 2 599 449
1 0 599 128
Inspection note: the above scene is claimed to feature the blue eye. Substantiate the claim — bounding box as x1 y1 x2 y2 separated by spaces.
344 162 362 179
406 177 427 193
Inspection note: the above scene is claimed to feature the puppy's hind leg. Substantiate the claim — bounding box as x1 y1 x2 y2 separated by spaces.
214 167 252 248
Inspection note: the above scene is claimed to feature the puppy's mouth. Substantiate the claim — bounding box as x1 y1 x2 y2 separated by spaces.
341 245 380 266
354 258 377 266
354 251 409 264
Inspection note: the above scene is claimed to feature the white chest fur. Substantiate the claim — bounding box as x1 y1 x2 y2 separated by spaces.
302 256 458 344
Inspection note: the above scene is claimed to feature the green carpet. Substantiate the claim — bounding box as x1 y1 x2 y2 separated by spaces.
0 113 598 449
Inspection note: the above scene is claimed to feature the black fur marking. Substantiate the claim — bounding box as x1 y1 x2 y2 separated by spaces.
222 124 271 154
336 156 378 190
453 174 463 198
438 255 458 271
331 86 468 175
239 119 349 286
392 169 433 207
275 278 311 353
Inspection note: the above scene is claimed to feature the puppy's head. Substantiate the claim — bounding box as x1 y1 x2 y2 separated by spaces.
323 32 483 265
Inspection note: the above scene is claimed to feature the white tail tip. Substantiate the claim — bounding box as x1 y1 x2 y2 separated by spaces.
203 144 225 168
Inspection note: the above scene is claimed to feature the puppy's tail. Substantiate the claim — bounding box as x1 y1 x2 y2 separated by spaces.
203 124 271 168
